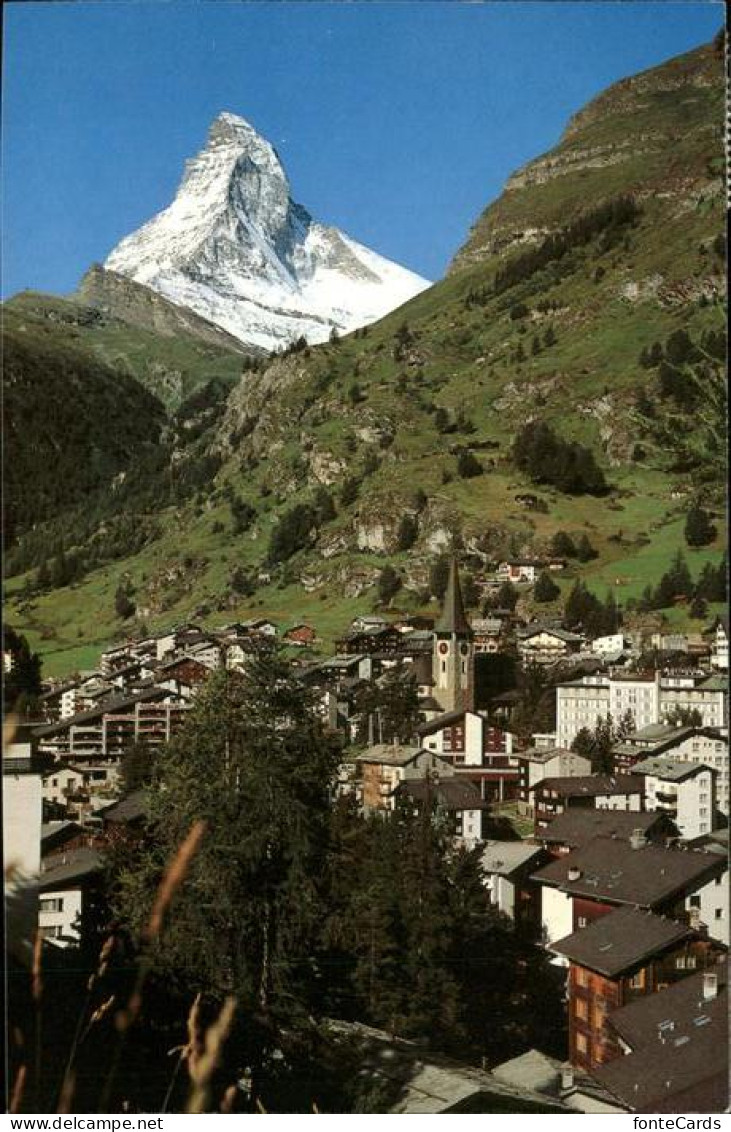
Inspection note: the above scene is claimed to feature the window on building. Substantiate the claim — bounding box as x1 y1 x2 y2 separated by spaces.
577 916 588 928
715 876 724 886
575 998 589 1021
575 968 589 988
689 895 701 908
575 1033 588 1055
40 898 64 913
715 909 724 920
629 969 646 990
39 925 63 939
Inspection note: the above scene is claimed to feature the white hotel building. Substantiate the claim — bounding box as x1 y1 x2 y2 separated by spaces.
556 671 727 749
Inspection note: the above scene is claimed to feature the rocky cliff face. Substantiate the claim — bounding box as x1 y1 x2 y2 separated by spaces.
77 264 251 354
450 41 724 270
106 112 429 351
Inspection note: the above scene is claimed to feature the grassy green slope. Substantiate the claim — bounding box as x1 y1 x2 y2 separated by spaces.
5 40 726 676
3 290 245 410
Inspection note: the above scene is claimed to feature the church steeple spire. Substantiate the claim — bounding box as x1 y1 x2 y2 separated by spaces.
436 558 472 636
433 558 474 714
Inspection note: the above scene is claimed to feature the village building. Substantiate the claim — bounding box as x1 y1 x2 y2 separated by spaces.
33 687 191 762
155 655 213 694
590 633 628 657
516 625 584 667
38 846 104 946
432 560 475 715
590 964 728 1112
490 1050 622 1114
706 614 729 671
531 833 728 946
530 775 644 836
480 841 548 926
612 725 729 816
537 809 678 857
417 710 521 802
660 671 728 728
337 622 404 656
630 756 716 840
469 617 508 654
283 623 318 648
515 747 592 813
96 790 147 848
396 777 489 848
496 559 544 584
550 905 725 1071
40 821 90 857
354 744 453 813
4 732 42 963
350 614 390 634
325 1021 570 1113
556 670 728 750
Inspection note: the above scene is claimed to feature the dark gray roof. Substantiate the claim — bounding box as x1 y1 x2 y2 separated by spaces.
518 746 585 765
530 774 644 797
532 836 726 908
417 708 471 735
539 809 677 848
96 789 146 824
38 847 103 890
435 559 471 636
355 744 426 767
551 905 691 976
630 756 714 782
398 777 488 811
591 965 728 1112
326 1020 569 1113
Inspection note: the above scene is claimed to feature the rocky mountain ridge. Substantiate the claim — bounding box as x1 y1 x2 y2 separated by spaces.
105 112 430 351
4 39 726 675
450 41 724 269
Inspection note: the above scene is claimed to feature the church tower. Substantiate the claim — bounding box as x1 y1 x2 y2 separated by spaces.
433 559 475 713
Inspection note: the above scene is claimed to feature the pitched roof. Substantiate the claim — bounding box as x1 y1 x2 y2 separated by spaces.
398 777 488 811
355 744 427 766
518 746 584 763
417 708 471 734
435 559 471 636
591 965 728 1112
630 756 714 782
96 789 146 824
538 809 676 848
531 836 726 907
551 905 691 977
326 1020 569 1113
610 962 728 1051
530 774 644 797
38 847 104 890
626 723 693 743
481 840 546 877
518 627 583 644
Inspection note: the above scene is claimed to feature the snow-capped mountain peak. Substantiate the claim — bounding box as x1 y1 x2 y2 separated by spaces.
105 113 430 350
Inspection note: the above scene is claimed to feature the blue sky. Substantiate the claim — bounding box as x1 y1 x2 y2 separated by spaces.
1 2 723 297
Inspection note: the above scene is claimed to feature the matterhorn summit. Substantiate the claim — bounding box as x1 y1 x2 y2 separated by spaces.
105 112 430 351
